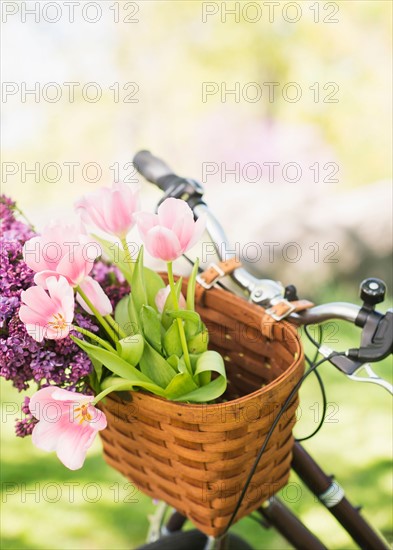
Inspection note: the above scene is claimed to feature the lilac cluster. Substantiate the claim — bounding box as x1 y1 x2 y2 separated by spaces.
15 396 38 438
0 196 128 436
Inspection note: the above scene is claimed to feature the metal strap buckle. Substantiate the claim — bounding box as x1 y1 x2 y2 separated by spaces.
265 299 296 321
196 263 226 290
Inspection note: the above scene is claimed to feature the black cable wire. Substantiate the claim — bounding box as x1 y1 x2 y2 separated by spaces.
224 352 345 535
304 323 324 350
296 326 328 442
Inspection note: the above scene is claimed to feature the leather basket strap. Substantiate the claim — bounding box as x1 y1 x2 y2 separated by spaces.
260 300 314 339
195 258 242 305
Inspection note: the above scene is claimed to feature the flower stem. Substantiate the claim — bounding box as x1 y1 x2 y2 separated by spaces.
71 326 115 352
13 204 36 231
93 379 135 405
121 237 135 276
76 286 118 343
104 314 127 340
167 261 192 374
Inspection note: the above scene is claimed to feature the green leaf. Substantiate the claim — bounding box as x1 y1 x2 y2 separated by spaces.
139 341 176 388
186 258 199 311
100 376 138 392
163 371 199 400
131 246 148 315
115 295 136 336
144 268 165 311
116 334 144 366
166 354 182 371
127 293 140 334
91 234 133 285
71 336 162 393
174 350 227 403
140 305 162 353
163 320 182 358
90 357 103 382
161 277 183 330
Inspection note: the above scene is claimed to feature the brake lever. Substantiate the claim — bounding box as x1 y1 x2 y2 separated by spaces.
347 363 393 395
318 346 393 394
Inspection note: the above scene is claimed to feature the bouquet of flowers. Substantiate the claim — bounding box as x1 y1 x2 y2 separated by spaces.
0 186 227 470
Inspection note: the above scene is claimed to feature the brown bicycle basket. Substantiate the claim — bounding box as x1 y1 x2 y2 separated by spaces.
99 280 304 537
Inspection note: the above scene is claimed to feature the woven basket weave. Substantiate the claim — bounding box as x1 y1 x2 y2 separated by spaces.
99 280 304 537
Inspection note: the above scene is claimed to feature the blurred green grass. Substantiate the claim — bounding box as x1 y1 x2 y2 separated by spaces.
1 321 392 549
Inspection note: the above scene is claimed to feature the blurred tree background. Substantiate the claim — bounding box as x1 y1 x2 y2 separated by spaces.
1 1 392 548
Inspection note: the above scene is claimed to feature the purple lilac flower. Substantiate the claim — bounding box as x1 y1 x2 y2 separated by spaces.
0 195 17 230
0 296 19 327
15 397 38 437
0 196 129 437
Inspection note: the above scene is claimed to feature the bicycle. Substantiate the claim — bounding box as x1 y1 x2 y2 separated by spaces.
129 150 392 550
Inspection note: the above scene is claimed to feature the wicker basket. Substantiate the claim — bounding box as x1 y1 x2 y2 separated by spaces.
99 280 304 537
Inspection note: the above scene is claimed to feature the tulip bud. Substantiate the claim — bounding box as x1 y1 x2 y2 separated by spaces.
187 330 209 354
116 334 144 366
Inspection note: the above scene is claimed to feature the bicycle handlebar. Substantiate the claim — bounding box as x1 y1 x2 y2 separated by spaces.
132 150 371 323
133 150 174 189
133 150 393 391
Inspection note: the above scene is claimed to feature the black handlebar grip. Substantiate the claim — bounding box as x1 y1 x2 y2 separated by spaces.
133 150 174 188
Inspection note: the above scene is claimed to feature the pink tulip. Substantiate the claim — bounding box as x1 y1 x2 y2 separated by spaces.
75 182 140 238
76 276 113 316
23 221 99 287
137 198 206 262
29 386 107 470
155 285 186 313
19 276 74 342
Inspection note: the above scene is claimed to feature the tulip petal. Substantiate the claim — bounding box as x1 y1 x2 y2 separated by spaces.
136 212 158 237
157 197 194 230
20 277 75 342
19 305 50 326
23 236 52 272
45 275 75 317
32 419 63 452
56 248 95 286
30 387 90 419
29 387 107 470
20 286 57 317
56 423 98 470
76 277 113 315
34 270 67 288
155 285 186 313
173 215 196 250
24 323 45 342
75 183 139 238
30 386 60 419
186 214 207 251
145 226 182 262
51 388 92 402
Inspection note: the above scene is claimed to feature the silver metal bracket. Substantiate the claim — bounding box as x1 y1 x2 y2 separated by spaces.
347 363 393 395
249 280 285 306
204 535 228 550
146 501 169 543
319 345 334 358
